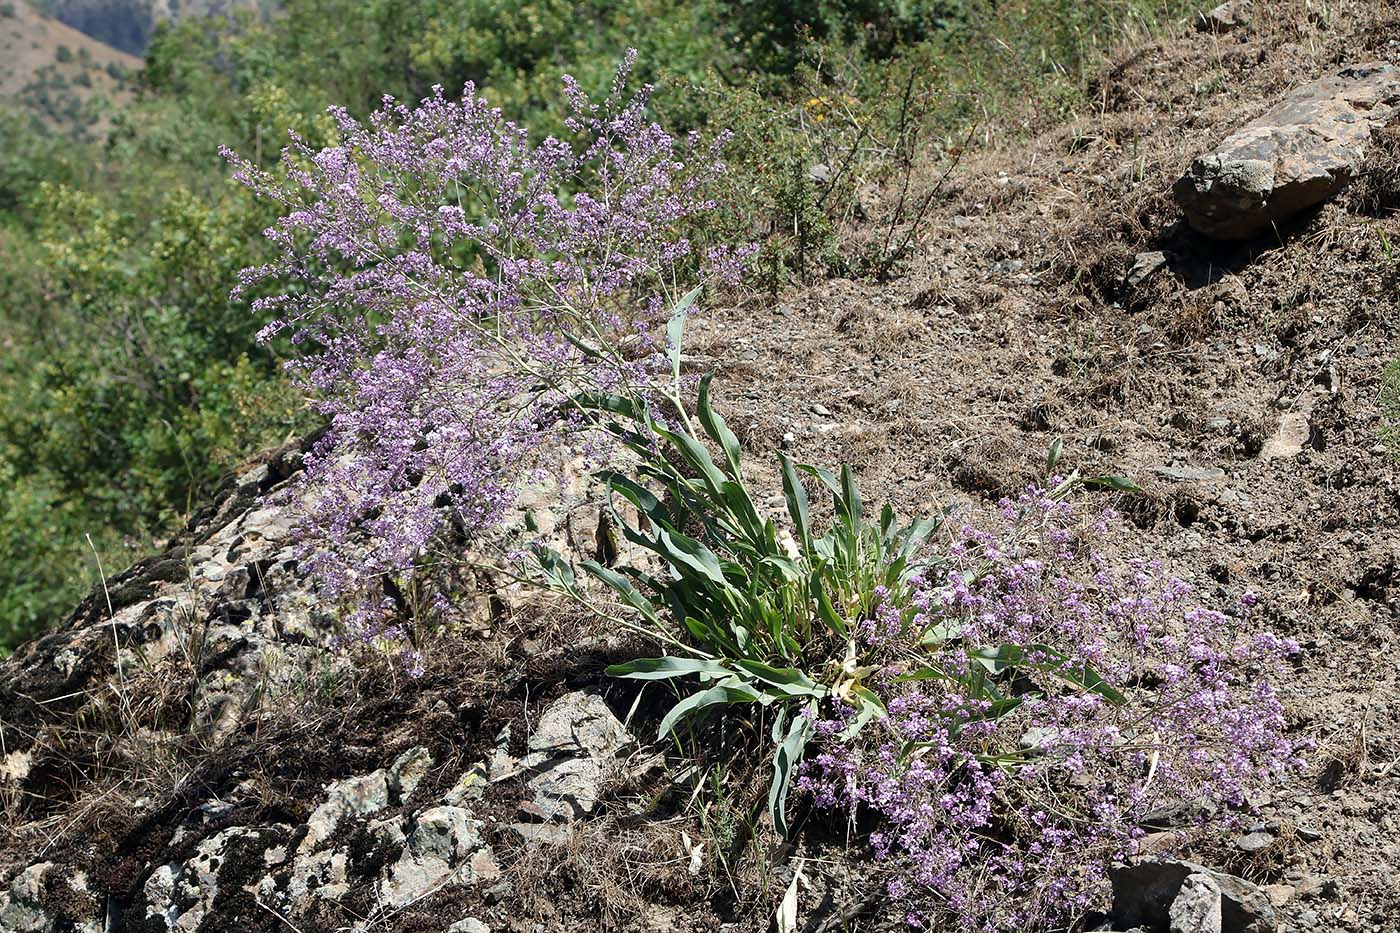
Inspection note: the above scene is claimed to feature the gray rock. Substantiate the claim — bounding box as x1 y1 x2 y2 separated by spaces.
1152 465 1228 483
1194 0 1251 32
381 805 499 907
0 863 54 933
1171 873 1223 933
1174 63 1400 238
1112 860 1276 933
448 920 492 933
389 746 433 803
1236 831 1275 852
522 691 635 821
1126 251 1169 287
300 769 391 852
147 826 292 929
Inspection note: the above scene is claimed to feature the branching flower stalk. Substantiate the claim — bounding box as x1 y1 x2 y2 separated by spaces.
223 53 749 655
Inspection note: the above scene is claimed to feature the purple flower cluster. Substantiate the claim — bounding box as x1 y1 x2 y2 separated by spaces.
223 54 739 630
800 485 1304 931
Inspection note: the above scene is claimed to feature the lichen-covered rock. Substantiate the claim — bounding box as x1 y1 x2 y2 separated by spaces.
520 691 635 821
0 863 54 933
124 747 504 931
1174 63 1400 238
1171 872 1224 933
299 769 392 852
380 805 499 907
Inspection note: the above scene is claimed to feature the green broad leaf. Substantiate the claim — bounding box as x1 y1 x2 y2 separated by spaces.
572 390 644 421
836 685 885 741
1081 474 1141 493
657 677 763 739
606 656 732 681
769 712 812 839
891 665 954 684
838 464 863 532
646 524 727 584
733 660 826 697
597 471 665 521
779 453 812 552
811 576 848 638
918 619 962 646
718 478 767 547
667 285 701 386
897 516 941 563
530 544 576 589
797 462 842 499
1046 436 1064 475
697 372 745 478
756 554 802 583
579 560 663 625
971 643 1125 705
563 330 604 359
655 425 728 499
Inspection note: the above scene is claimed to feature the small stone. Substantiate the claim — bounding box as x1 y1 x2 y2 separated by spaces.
812 403 832 417
781 432 795 449
1261 884 1295 908
1126 250 1169 287
1195 0 1252 32
443 764 488 805
1152 465 1228 483
1295 824 1323 842
1236 831 1275 852
389 746 433 803
448 920 491 933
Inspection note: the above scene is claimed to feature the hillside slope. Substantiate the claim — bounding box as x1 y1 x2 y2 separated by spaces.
0 0 139 133
2 2 1400 931
35 0 263 54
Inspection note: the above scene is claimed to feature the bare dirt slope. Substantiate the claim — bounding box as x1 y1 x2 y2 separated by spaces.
688 1 1400 927
2 2 1400 932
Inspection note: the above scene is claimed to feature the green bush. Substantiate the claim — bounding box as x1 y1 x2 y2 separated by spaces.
534 362 942 835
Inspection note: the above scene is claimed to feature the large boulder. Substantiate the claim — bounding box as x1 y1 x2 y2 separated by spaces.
1173 63 1400 238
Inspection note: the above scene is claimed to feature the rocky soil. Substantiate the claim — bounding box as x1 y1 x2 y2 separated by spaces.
5 1 1400 931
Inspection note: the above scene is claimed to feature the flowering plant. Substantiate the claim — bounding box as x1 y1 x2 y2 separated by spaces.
799 484 1305 931
222 54 742 640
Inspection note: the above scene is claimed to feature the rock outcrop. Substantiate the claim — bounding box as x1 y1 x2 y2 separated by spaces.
1173 63 1400 238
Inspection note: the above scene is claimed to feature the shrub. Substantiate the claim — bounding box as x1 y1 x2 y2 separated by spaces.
224 54 742 643
797 487 1304 930
536 372 941 835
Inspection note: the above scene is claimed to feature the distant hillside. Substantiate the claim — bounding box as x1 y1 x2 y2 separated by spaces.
0 1 140 134
35 0 263 54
